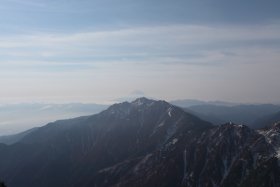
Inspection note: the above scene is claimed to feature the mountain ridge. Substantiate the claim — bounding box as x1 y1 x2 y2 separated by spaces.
0 98 279 187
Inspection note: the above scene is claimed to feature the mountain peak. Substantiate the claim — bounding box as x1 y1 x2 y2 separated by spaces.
104 97 174 119
131 97 155 106
216 123 253 136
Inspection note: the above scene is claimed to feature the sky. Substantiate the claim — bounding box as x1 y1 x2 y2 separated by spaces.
1 0 280 104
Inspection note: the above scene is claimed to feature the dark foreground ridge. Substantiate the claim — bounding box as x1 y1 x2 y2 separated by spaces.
0 98 279 187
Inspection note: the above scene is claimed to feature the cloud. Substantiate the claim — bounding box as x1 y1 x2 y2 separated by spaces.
0 23 280 104
0 24 280 69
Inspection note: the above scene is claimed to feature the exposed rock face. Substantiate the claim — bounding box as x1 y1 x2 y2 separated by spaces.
0 98 279 187
94 123 280 187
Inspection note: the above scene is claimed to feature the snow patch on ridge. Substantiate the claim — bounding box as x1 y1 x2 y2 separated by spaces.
167 107 173 117
158 122 165 128
172 138 178 144
276 148 280 158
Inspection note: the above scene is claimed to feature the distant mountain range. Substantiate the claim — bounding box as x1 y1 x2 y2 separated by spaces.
0 98 279 187
170 99 239 108
171 100 280 128
184 104 280 128
0 103 107 135
254 111 280 129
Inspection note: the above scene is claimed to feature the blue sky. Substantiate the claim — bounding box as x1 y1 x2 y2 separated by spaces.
1 0 280 104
